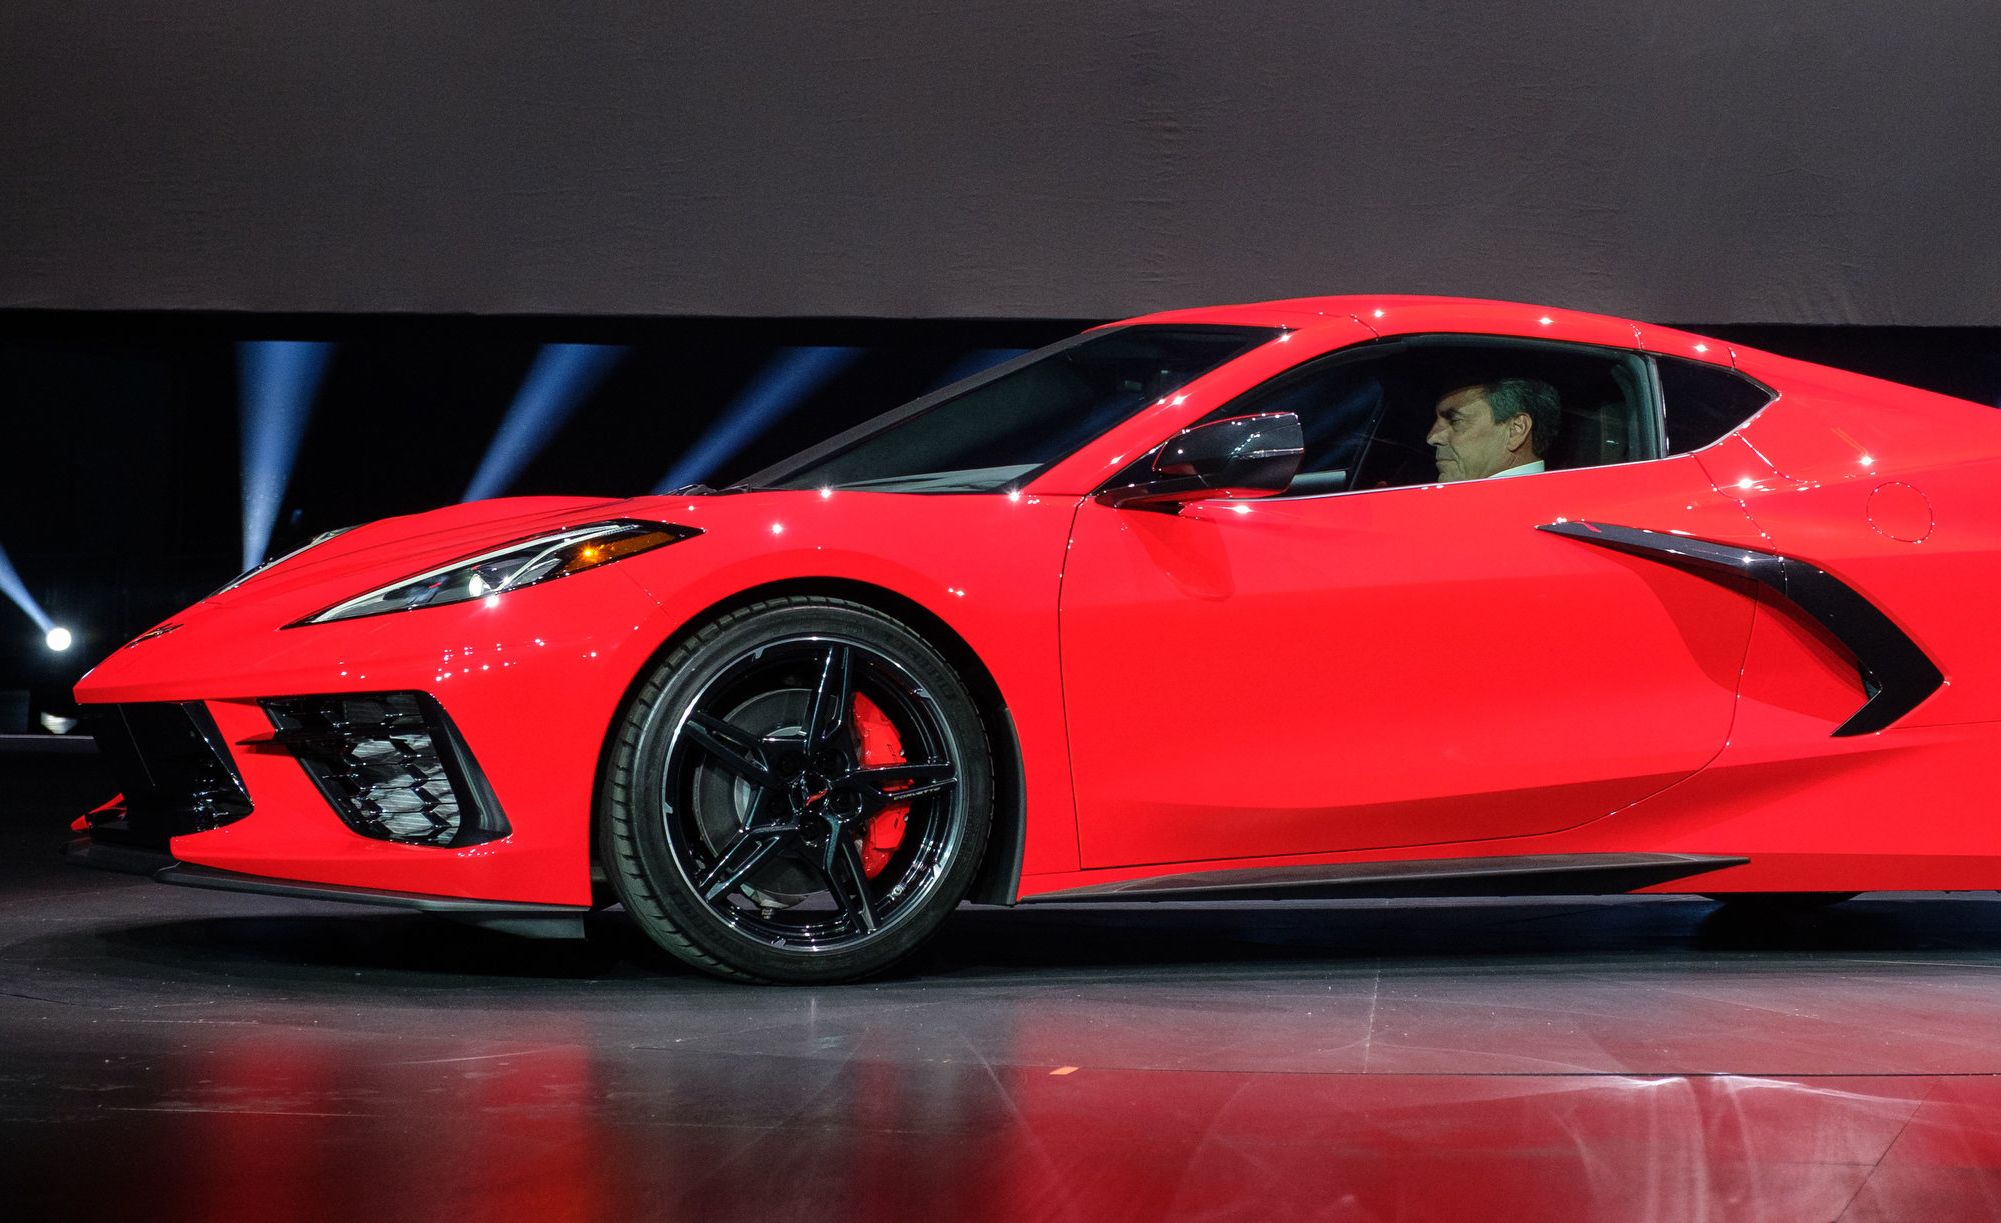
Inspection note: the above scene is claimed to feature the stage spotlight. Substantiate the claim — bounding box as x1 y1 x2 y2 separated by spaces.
239 340 335 571
0 542 56 639
928 347 1029 391
45 627 72 652
463 344 629 502
655 346 863 493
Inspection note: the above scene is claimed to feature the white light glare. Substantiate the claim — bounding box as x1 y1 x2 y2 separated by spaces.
45 627 72 652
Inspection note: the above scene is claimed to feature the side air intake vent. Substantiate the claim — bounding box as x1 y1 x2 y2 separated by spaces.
262 692 510 847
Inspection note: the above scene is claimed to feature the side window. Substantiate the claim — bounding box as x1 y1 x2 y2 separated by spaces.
1161 336 1662 496
1351 338 1657 490
1655 355 1776 453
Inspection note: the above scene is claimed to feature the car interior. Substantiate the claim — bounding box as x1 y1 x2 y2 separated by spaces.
1228 337 1661 497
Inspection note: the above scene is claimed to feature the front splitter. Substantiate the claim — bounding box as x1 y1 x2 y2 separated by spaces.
64 834 589 938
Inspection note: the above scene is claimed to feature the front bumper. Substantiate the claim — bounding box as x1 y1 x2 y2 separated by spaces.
73 564 675 907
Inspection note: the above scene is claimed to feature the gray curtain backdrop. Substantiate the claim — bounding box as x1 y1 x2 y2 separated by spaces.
4 2 1997 323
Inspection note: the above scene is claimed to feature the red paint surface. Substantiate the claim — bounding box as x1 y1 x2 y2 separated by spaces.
73 295 2001 905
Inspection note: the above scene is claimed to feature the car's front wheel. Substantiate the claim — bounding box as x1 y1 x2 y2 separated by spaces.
600 596 992 983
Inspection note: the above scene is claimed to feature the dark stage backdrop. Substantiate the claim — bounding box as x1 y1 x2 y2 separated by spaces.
4 3 1998 325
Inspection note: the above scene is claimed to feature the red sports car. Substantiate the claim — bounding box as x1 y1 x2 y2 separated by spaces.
70 296 2001 982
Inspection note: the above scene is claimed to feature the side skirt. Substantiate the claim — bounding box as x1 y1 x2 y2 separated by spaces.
1020 852 1749 904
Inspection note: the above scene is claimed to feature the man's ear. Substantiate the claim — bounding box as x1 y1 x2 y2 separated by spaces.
1504 412 1533 454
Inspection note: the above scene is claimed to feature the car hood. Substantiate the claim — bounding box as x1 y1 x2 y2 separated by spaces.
182 487 897 627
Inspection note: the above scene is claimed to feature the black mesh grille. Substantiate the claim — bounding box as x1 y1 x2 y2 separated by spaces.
262 692 509 847
86 703 254 847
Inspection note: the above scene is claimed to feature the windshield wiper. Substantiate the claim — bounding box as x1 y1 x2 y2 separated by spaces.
827 465 1036 492
663 482 756 496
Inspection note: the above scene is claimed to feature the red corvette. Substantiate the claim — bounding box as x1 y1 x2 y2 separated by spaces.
70 296 2001 981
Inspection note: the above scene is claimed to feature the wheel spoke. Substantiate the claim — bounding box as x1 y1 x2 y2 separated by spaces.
849 761 957 810
683 711 778 787
697 826 788 902
803 644 853 750
818 829 879 934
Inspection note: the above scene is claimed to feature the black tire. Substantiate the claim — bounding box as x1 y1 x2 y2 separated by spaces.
599 596 992 983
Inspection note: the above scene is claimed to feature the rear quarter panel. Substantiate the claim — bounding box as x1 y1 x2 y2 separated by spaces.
1724 350 2001 729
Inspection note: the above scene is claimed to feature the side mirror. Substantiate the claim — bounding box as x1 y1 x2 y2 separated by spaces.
1098 412 1305 510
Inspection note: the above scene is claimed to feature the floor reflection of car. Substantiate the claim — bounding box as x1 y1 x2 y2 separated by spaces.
71 296 2001 982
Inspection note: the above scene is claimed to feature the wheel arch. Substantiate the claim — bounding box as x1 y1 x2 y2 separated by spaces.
590 576 1028 908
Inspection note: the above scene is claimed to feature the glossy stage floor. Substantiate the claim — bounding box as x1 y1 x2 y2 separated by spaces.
5 753 2001 1221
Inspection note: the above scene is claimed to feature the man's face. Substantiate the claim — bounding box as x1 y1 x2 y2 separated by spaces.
1427 386 1526 482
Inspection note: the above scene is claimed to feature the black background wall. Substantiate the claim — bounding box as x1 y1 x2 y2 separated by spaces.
5 2 2000 324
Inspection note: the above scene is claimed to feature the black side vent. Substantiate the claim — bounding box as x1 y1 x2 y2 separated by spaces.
262 692 510 848
1537 520 1944 736
87 703 254 847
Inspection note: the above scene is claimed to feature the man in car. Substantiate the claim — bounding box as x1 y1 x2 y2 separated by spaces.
1427 378 1560 482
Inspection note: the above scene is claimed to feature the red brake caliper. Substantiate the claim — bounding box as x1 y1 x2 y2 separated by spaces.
851 693 911 878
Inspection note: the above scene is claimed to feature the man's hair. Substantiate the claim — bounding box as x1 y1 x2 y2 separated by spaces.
1482 378 1561 458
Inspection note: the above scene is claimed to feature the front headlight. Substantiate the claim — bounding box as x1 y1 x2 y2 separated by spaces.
294 520 697 626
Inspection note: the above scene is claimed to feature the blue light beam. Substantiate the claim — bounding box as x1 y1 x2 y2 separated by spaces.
239 340 334 571
0 542 53 635
462 344 629 503
928 347 1029 391
655 347 864 493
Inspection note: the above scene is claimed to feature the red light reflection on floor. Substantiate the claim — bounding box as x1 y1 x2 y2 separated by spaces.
50 1011 2001 1220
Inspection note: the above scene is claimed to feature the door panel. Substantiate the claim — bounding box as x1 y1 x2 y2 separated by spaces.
1059 458 1763 868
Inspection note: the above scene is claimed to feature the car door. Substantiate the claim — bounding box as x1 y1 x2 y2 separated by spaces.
1057 353 1769 870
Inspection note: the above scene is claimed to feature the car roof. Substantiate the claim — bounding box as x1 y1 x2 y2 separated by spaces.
1115 294 1746 373
1115 294 1643 335
1116 294 1997 414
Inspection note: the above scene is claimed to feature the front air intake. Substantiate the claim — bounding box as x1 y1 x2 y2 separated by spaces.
262 692 510 847
87 702 254 847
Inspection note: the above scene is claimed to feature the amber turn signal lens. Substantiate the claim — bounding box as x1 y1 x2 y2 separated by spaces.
557 530 677 577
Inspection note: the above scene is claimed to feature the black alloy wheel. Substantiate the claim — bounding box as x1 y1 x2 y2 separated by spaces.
601 596 992 983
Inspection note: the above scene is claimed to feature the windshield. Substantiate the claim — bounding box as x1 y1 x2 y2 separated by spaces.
747 325 1278 492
